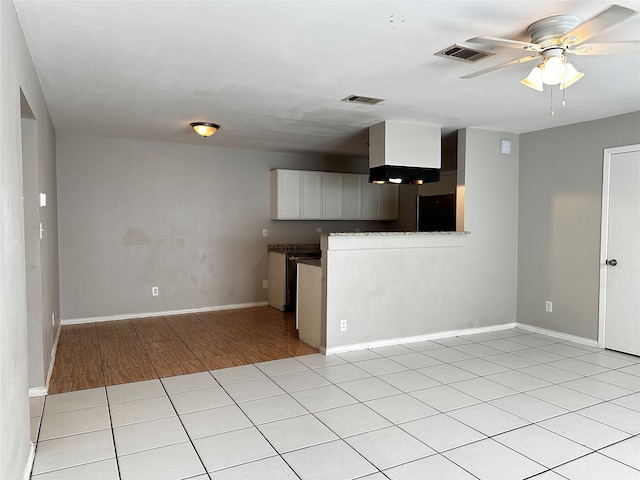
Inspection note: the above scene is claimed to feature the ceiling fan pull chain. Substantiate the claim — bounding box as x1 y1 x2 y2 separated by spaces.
562 87 566 107
549 87 555 117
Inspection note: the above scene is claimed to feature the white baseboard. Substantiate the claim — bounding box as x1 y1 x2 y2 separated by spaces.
323 321 600 355
325 323 518 355
28 322 60 397
45 324 60 390
61 301 269 325
516 323 598 347
22 442 36 480
28 387 47 398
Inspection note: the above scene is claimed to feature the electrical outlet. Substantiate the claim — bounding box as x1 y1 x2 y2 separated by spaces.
262 229 268 237
545 301 552 312
316 227 322 234
340 319 347 331
263 280 268 289
152 286 159 296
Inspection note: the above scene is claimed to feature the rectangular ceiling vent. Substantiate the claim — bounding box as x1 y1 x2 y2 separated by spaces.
435 44 494 63
341 95 385 105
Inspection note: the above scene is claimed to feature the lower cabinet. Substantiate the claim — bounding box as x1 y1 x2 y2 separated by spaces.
296 262 322 349
268 252 286 311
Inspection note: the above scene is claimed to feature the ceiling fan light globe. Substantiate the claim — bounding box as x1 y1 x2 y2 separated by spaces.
521 65 544 91
559 63 584 90
541 56 568 85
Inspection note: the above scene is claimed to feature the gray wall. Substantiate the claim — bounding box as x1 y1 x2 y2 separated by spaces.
517 111 640 340
323 128 520 350
57 134 396 321
1 2 59 478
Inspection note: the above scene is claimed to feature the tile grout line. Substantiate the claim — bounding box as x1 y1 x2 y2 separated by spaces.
303 348 639 476
103 386 123 480
221 360 380 479
155 375 213 479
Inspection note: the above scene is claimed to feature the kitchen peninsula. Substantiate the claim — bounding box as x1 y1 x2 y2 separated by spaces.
291 129 521 356
298 231 485 354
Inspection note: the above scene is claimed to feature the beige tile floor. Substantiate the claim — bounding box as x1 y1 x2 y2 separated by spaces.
30 323 640 479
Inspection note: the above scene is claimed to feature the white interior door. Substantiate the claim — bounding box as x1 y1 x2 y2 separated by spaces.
600 145 640 356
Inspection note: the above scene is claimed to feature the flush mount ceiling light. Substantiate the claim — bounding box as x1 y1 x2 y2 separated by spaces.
190 122 220 137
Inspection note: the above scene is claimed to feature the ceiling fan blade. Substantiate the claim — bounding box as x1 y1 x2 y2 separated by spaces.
568 41 640 55
461 55 539 79
467 36 541 52
561 5 638 46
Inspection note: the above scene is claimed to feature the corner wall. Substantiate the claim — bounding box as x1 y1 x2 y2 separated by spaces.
56 133 390 321
517 111 640 340
1 2 59 478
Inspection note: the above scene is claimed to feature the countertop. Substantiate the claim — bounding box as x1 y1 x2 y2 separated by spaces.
297 259 321 267
268 243 321 254
324 231 470 236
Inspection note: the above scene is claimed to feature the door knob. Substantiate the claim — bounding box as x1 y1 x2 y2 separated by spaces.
607 259 618 266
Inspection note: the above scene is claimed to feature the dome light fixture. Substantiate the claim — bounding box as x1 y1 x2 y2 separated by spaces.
521 49 583 92
191 122 220 137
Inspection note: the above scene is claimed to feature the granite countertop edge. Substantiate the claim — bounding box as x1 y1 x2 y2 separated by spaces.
268 243 321 253
296 259 322 267
326 231 470 237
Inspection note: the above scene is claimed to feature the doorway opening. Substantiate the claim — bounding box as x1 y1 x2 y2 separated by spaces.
20 89 46 390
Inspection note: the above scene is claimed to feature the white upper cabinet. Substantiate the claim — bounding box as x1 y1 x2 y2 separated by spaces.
342 174 364 220
300 171 323 219
271 169 301 219
271 169 397 221
322 173 343 219
362 181 380 220
380 183 399 220
363 181 398 220
271 169 323 220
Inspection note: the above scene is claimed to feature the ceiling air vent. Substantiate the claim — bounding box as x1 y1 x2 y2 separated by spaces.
341 95 385 105
435 44 494 63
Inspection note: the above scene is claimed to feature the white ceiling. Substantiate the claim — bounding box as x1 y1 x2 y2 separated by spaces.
13 0 640 156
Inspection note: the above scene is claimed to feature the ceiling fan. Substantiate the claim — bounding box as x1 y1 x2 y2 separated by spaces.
462 4 640 91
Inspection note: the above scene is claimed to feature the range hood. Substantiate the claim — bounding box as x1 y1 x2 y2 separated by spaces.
369 121 441 185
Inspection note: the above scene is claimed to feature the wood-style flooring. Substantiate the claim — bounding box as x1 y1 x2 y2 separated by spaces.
48 306 318 394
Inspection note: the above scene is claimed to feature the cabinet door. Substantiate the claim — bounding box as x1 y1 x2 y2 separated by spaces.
323 173 343 219
362 180 399 220
362 180 382 219
342 174 363 219
380 184 399 220
300 172 323 219
268 252 287 311
275 170 301 219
